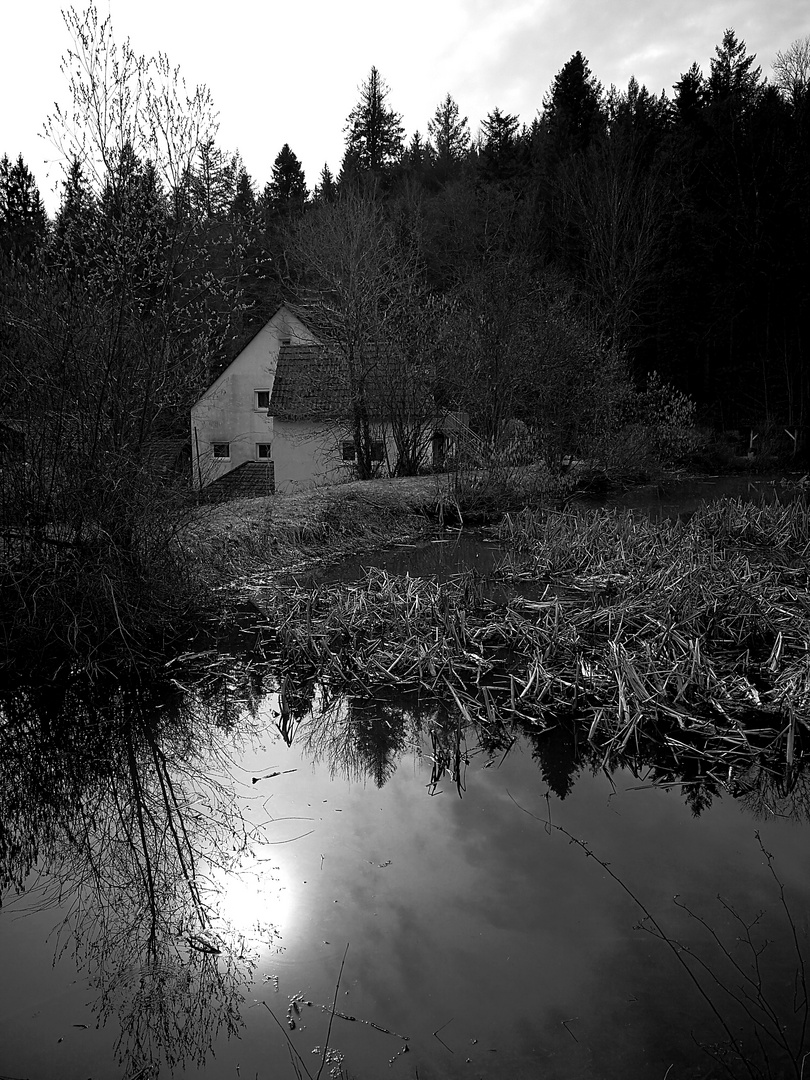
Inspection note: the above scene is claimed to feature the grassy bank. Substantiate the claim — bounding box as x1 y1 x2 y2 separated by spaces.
185 478 438 578
184 465 567 580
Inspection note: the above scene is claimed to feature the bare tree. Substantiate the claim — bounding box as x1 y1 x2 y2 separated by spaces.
553 122 671 356
283 193 438 478
772 35 810 106
0 673 267 1077
2 3 241 670
46 5 217 202
445 258 620 472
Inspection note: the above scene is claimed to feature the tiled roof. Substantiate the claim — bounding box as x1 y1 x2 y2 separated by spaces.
269 344 353 420
203 462 275 501
270 339 439 423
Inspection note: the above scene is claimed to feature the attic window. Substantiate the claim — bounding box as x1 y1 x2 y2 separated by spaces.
212 442 230 459
256 443 272 460
255 389 271 410
341 440 356 462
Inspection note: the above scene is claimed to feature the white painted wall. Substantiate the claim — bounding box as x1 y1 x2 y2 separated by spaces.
190 307 316 489
272 420 399 492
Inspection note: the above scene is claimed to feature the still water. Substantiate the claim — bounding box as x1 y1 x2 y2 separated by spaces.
1 475 807 1080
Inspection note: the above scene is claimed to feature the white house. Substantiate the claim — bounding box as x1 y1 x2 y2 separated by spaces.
190 305 316 494
192 303 464 496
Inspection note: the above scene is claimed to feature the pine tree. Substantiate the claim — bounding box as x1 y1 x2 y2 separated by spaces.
264 144 307 214
230 165 256 220
609 78 669 163
478 108 522 185
312 164 337 203
191 138 235 220
401 130 433 182
52 156 96 273
343 66 404 177
709 29 762 114
337 144 362 191
672 63 709 126
542 51 605 158
428 93 471 177
0 154 48 262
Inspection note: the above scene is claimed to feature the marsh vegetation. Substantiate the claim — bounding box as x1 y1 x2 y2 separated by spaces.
266 498 810 802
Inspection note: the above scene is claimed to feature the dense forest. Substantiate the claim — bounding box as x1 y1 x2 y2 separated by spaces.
3 20 809 444
1 8 809 668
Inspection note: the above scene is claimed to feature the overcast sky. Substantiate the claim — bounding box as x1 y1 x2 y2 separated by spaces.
3 0 808 214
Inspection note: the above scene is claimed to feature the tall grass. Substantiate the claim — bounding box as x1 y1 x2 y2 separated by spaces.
267 499 810 779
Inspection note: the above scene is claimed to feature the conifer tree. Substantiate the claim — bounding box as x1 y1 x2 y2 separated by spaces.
542 51 605 158
230 165 256 220
191 139 235 220
401 130 433 181
0 154 48 262
343 66 404 178
264 143 307 214
428 94 471 176
672 63 709 126
608 78 669 164
478 108 522 185
54 156 95 235
709 29 762 113
312 164 337 203
52 155 96 274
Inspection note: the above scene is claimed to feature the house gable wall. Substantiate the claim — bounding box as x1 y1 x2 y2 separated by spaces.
190 308 317 489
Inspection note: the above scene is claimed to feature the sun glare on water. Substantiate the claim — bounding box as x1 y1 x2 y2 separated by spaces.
209 853 292 944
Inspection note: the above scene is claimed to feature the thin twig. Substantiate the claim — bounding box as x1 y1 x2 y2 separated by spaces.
433 1016 454 1054
315 943 350 1080
261 1001 313 1080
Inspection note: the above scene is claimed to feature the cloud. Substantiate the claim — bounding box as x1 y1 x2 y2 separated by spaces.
4 0 809 214
449 0 810 121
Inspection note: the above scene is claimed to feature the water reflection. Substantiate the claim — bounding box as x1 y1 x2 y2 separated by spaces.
2 626 810 1078
0 670 276 1077
268 643 810 823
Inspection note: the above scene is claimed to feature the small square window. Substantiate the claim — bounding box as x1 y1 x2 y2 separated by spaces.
256 443 272 460
255 389 271 410
212 442 230 459
341 440 356 462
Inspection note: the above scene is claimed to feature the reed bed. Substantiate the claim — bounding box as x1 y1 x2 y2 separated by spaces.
267 499 810 781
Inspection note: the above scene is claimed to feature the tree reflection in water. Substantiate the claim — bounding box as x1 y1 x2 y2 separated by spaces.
284 671 810 1078
3 630 810 1079
283 662 810 823
0 669 276 1077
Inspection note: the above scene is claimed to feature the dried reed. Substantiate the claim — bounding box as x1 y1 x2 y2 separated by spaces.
267 500 810 780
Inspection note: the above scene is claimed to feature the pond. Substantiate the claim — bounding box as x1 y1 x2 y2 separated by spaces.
1 475 808 1080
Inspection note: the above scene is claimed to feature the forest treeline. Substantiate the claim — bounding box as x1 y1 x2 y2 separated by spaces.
3 21 809 441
